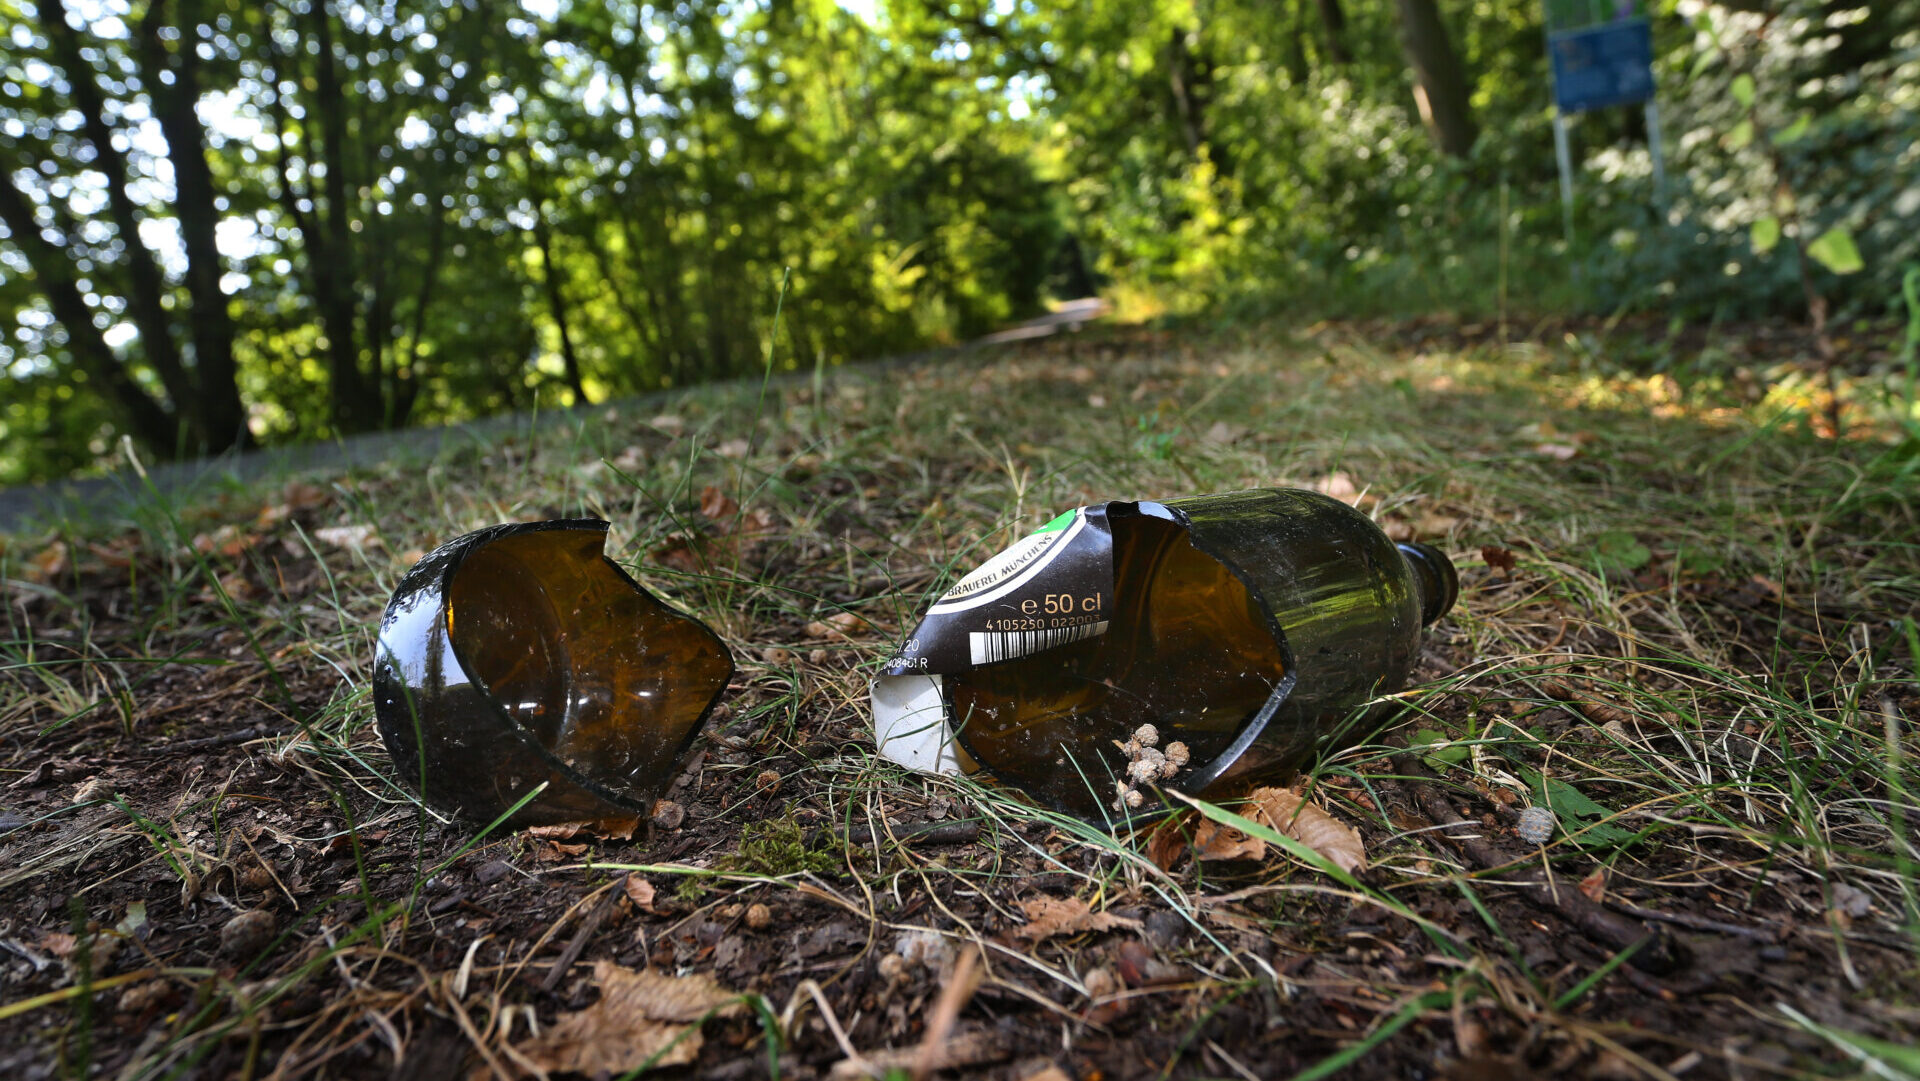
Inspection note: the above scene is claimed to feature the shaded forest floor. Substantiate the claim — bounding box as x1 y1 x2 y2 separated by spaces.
3 319 1918 1080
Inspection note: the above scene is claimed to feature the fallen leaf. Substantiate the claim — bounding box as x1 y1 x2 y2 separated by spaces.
255 482 329 528
804 611 871 639
1202 420 1242 445
518 962 742 1075
1011 896 1142 943
1481 545 1517 575
529 817 638 842
698 486 739 522
1247 787 1367 874
1578 867 1608 904
738 506 779 535
1535 442 1580 460
624 877 665 914
35 931 79 959
1312 472 1362 505
33 541 72 580
1141 813 1193 871
192 524 249 558
651 536 705 574
1192 817 1267 862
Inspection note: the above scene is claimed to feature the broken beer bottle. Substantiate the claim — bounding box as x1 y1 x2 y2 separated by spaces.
872 489 1457 822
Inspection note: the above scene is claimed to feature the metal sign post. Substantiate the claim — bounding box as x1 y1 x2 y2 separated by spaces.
1544 1 1663 248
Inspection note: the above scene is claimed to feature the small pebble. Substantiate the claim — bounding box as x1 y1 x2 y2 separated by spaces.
474 859 512 886
1516 806 1557 846
220 909 277 959
650 799 686 831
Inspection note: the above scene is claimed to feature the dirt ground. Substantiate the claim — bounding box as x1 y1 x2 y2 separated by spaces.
3 321 1917 1080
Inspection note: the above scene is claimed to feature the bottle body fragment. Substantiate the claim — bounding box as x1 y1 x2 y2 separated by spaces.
873 489 1456 822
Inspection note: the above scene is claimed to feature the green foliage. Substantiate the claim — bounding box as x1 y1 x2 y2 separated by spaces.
4 0 1917 483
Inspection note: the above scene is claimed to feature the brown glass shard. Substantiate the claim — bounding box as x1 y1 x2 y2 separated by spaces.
373 520 731 827
926 490 1457 822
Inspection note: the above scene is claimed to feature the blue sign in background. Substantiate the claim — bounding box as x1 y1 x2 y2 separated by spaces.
1549 19 1655 113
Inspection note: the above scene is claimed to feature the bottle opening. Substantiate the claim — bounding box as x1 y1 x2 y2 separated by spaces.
944 509 1289 820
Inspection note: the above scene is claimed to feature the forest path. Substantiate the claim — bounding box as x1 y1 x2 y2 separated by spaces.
0 300 1108 533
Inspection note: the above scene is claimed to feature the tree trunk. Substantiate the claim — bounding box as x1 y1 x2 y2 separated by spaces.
391 194 446 429
0 158 181 453
309 0 378 432
531 204 590 406
41 0 198 437
1393 0 1478 158
1315 0 1353 65
142 0 249 451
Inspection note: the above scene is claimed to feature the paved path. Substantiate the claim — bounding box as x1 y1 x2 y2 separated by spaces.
0 300 1110 533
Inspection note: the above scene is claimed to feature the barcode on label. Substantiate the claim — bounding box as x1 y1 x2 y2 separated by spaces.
968 621 1110 666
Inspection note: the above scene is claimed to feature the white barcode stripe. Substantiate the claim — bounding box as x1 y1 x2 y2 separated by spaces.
968 621 1110 665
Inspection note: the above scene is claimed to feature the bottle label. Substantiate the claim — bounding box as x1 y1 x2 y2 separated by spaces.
882 504 1115 674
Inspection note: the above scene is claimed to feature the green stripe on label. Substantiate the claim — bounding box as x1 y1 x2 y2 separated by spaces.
1032 509 1077 535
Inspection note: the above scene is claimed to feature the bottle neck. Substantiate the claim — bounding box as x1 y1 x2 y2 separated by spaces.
1397 543 1459 626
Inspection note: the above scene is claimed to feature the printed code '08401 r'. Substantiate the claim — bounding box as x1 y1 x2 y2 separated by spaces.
968 621 1110 666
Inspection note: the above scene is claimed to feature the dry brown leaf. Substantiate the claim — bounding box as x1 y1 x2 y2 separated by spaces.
528 817 638 842
519 962 741 1075
1011 896 1142 943
255 482 329 528
192 524 250 558
1481 545 1517 575
533 840 589 861
698 485 740 522
1202 420 1243 445
1578 868 1607 904
1311 472 1362 505
1247 787 1367 874
651 535 705 574
1192 817 1266 862
1141 813 1194 871
623 877 665 914
805 611 871 639
32 541 71 580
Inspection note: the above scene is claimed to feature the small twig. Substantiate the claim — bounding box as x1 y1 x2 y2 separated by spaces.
540 873 628 992
808 821 981 848
1389 759 1688 974
913 945 983 1081
131 725 286 757
1606 899 1783 942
